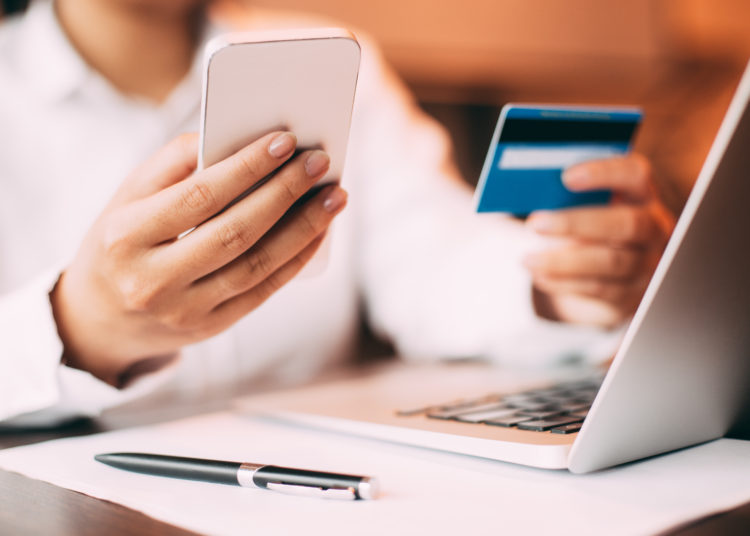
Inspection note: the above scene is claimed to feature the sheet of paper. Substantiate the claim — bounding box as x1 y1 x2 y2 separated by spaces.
1 411 749 535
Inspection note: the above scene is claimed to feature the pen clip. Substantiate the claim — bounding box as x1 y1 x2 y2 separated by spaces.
266 482 357 501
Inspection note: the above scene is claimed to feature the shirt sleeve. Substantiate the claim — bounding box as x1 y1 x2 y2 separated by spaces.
0 266 176 426
349 38 624 368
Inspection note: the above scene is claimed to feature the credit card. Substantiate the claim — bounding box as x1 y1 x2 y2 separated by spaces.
474 104 643 215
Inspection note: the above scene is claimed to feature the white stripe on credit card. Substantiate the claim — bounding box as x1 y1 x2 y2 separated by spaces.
498 145 623 170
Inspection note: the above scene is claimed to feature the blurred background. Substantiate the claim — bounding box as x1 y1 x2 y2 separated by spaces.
242 0 750 214
3 1 747 211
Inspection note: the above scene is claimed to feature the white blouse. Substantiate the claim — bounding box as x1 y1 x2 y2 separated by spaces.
0 0 618 425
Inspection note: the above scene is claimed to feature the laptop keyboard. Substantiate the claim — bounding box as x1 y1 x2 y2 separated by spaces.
396 378 602 435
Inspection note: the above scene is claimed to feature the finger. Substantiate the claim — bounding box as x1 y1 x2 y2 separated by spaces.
159 149 331 282
535 291 635 329
114 133 199 204
527 204 657 245
524 244 645 279
187 185 347 308
134 131 298 243
207 234 325 330
562 153 652 202
532 274 648 303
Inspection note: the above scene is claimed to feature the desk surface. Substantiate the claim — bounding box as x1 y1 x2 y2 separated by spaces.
1 403 749 536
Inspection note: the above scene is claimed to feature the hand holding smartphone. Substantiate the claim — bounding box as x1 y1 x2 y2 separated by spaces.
199 28 361 184
52 29 361 383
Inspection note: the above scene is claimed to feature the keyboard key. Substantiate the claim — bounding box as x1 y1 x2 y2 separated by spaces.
502 400 553 411
426 401 508 420
557 402 591 413
550 423 583 434
484 415 536 427
517 409 566 419
537 394 579 404
517 416 584 431
523 387 569 397
454 407 519 423
397 396 493 417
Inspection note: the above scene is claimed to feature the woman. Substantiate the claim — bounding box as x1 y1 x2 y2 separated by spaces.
0 0 673 424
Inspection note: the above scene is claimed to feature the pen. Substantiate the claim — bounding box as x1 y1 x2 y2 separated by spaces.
94 452 379 500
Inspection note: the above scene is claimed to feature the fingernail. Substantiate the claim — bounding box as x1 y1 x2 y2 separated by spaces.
323 186 347 213
528 212 561 233
268 132 296 158
305 150 330 178
562 166 589 189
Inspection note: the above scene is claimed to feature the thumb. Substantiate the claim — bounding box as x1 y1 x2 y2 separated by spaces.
562 153 652 203
113 133 199 205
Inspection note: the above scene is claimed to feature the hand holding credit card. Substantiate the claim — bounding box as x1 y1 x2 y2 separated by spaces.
474 105 642 215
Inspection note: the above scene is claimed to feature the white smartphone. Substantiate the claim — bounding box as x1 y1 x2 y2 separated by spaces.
198 28 361 187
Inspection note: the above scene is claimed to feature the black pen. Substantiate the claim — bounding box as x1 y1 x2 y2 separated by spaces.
95 452 379 500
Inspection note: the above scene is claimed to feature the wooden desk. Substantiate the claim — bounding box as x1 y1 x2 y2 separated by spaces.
1 403 749 536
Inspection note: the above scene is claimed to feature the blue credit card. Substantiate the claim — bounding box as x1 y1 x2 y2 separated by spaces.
474 105 643 215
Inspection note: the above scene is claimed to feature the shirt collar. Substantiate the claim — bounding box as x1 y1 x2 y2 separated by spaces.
14 0 90 103
13 1 227 106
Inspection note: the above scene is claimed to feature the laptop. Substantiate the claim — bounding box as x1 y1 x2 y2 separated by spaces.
238 61 750 473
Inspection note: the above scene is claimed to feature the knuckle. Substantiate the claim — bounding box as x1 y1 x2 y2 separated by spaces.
618 208 642 241
298 209 322 237
257 272 283 302
117 274 161 312
243 245 275 280
180 181 216 212
277 175 300 205
265 272 284 294
607 249 631 275
629 154 653 196
252 282 274 305
553 214 573 235
216 221 252 253
588 280 607 298
604 283 627 302
235 151 265 180
192 319 222 340
159 309 197 332
613 285 630 302
631 153 652 180
101 218 134 256
631 209 652 241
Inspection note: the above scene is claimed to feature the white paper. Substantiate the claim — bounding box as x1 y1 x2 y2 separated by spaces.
1 411 749 535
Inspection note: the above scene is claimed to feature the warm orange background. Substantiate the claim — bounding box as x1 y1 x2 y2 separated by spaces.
239 0 750 211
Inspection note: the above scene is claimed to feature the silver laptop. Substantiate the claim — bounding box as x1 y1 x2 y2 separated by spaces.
238 61 750 473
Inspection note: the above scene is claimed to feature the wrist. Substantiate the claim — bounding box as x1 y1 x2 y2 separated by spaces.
49 272 126 386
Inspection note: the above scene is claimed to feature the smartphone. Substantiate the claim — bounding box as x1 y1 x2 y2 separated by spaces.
198 28 361 188
474 104 643 215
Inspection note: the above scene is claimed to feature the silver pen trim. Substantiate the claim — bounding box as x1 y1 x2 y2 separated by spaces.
238 463 379 500
267 482 357 500
236 462 263 487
